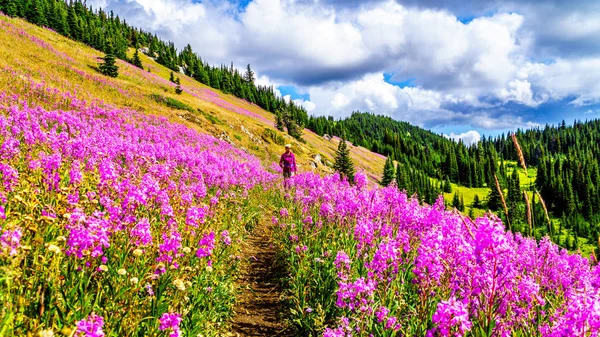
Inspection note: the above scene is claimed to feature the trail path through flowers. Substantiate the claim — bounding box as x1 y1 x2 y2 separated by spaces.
230 215 293 336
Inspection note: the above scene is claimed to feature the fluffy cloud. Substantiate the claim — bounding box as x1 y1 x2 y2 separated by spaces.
444 130 481 146
87 0 600 132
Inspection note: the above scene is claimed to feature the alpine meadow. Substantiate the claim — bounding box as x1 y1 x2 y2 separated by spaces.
1 0 600 337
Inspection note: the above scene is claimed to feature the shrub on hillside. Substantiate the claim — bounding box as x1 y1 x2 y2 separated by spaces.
150 93 194 112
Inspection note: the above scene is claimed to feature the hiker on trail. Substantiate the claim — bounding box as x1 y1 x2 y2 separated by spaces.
279 144 297 188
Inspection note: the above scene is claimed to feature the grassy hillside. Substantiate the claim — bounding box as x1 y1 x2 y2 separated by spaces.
0 13 386 183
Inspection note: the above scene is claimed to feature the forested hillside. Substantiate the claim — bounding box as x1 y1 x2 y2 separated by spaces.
0 0 309 136
493 120 600 248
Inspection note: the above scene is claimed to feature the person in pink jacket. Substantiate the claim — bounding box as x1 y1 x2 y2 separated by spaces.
279 144 297 188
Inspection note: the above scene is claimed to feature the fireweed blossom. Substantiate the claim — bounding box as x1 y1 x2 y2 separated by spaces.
196 231 215 258
428 296 472 337
74 313 105 337
221 230 232 246
158 312 182 337
65 210 110 259
281 171 600 336
0 226 22 256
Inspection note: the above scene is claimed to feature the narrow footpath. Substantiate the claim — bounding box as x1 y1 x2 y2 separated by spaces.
230 218 293 337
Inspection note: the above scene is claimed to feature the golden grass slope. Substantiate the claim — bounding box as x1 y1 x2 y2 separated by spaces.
0 14 386 182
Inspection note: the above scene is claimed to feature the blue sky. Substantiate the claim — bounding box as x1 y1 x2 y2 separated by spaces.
89 0 600 144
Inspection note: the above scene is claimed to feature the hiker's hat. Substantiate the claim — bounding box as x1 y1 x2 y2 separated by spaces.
285 144 291 148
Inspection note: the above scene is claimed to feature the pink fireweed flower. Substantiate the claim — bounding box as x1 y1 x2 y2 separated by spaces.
65 210 110 259
429 296 472 337
69 160 83 185
221 230 232 246
280 208 289 217
186 206 207 228
335 251 352 280
67 190 80 204
74 313 105 337
0 226 22 256
336 277 377 312
158 312 182 337
157 230 182 264
0 163 19 192
196 231 215 258
375 306 389 323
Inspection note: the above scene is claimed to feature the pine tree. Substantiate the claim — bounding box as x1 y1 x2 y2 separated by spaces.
175 84 183 95
334 138 355 183
244 64 255 84
26 0 47 26
381 156 396 186
99 45 119 78
395 163 408 190
443 178 452 193
487 183 503 211
3 0 18 17
473 194 481 208
275 110 285 132
67 5 81 40
169 71 176 83
131 49 143 69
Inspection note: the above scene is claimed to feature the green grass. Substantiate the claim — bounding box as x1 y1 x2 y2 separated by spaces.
262 129 286 146
149 93 195 112
197 109 224 125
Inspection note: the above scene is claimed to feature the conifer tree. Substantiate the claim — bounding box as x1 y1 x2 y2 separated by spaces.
175 83 183 95
381 156 396 186
275 110 285 132
473 194 481 208
67 5 80 39
452 192 461 210
487 182 503 211
131 49 143 69
26 0 47 26
169 71 176 83
334 138 355 183
443 178 452 193
244 64 255 84
3 0 18 17
395 163 408 190
99 44 119 78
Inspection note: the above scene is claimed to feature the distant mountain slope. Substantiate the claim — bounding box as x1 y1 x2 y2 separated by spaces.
0 12 386 182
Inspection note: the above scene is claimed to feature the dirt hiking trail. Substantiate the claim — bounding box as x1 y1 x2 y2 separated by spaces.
230 218 294 337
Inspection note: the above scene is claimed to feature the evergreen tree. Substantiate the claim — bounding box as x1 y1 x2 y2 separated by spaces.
381 156 396 186
443 178 452 193
473 194 481 208
175 85 183 95
468 208 475 219
169 71 176 83
487 182 503 211
26 0 47 26
452 192 461 210
131 49 143 69
395 163 408 190
99 45 119 78
244 64 255 84
3 0 18 17
67 5 81 39
334 138 355 183
275 110 285 132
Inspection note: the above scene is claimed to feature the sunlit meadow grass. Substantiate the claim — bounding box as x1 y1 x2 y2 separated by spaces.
0 14 386 183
